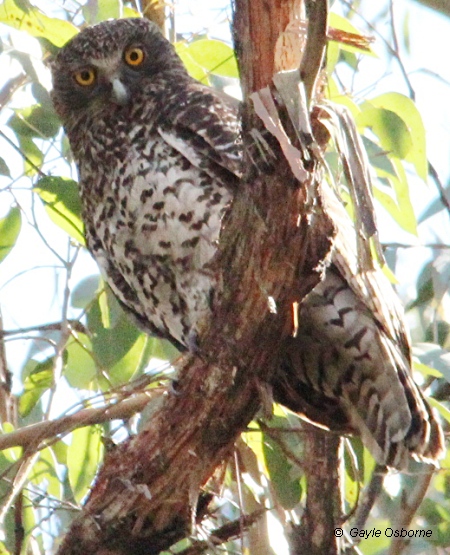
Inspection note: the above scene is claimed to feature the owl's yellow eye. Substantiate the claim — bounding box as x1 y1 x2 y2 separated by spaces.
124 47 145 67
73 68 96 87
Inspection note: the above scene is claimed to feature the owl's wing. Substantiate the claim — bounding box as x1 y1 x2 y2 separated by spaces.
323 181 410 355
274 187 444 468
155 81 242 188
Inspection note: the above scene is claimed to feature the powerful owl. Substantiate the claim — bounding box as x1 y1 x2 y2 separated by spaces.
51 18 444 468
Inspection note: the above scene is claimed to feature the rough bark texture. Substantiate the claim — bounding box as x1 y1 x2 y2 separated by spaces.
56 1 336 553
288 425 343 555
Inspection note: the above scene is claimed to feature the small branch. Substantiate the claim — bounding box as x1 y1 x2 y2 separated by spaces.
0 130 46 178
0 393 153 451
352 465 387 531
383 242 450 249
0 320 88 338
288 425 343 555
177 510 266 555
0 311 15 424
388 466 436 555
300 0 328 105
428 161 450 223
389 0 415 100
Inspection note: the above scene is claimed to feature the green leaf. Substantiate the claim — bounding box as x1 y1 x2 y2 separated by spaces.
262 419 302 510
68 426 103 503
29 446 62 499
82 0 122 25
17 136 43 175
0 422 21 462
0 0 78 47
361 136 397 178
88 289 142 371
413 342 450 383
145 336 179 362
326 77 361 115
373 157 417 235
413 361 443 379
108 333 151 385
35 176 84 244
0 206 21 264
429 398 450 425
123 7 141 18
366 92 427 181
408 263 433 310
98 287 111 328
419 185 450 223
19 358 54 417
65 333 97 389
176 39 239 79
357 106 413 160
21 498 37 553
9 105 60 139
175 42 210 83
31 82 53 108
71 275 100 309
0 156 10 176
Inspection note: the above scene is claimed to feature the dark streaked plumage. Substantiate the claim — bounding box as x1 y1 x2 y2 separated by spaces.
51 18 444 468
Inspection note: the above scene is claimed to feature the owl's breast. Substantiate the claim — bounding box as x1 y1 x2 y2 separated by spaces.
79 130 231 347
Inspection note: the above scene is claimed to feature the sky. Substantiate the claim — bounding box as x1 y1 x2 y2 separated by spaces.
0 0 450 385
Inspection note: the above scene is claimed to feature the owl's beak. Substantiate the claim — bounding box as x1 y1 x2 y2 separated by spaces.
110 77 129 106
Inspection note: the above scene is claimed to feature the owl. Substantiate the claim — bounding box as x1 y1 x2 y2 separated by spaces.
51 18 444 469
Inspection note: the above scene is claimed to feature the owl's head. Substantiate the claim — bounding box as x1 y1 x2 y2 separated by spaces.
51 18 187 124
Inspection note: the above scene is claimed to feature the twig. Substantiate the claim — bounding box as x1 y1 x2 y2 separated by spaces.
177 510 266 555
0 311 15 424
0 130 46 178
0 320 88 338
389 0 415 100
258 420 305 470
352 465 387 531
428 161 450 223
0 392 153 451
300 0 328 106
388 466 436 555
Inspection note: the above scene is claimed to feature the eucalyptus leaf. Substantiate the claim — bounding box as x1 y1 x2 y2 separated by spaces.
19 358 54 417
367 92 428 181
0 206 21 264
0 0 77 46
35 176 84 244
68 426 103 503
0 156 11 177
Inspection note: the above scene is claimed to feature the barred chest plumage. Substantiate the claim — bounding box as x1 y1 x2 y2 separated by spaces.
75 110 232 348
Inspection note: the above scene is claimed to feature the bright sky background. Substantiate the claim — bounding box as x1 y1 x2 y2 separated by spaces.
0 0 450 386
